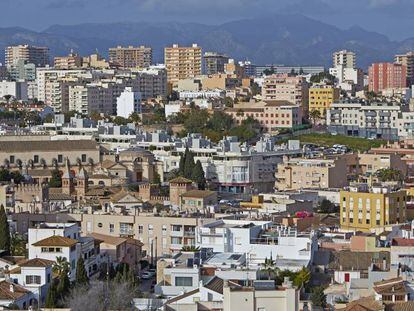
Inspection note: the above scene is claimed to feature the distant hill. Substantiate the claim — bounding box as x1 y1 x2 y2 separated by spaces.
1 14 414 69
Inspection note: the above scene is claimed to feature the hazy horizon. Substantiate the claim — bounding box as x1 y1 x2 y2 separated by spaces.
3 0 414 41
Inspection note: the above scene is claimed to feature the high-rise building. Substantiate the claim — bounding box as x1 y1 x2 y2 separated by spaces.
395 51 414 86
368 62 407 93
340 183 406 232
116 87 142 118
262 74 309 115
164 44 202 86
203 52 229 75
332 50 356 69
54 52 83 69
108 46 152 69
5 45 49 67
133 65 168 100
7 60 36 81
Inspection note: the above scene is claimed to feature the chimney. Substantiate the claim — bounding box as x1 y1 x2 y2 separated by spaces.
9 284 14 292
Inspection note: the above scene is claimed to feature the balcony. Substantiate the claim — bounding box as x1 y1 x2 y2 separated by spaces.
119 229 134 236
170 230 184 237
184 231 195 237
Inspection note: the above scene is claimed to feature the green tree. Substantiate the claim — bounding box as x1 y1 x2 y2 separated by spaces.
309 109 322 125
153 171 162 186
44 113 54 123
207 111 233 132
261 257 279 280
0 205 10 255
113 116 128 126
310 286 327 308
192 160 206 190
90 111 103 122
10 171 24 184
178 154 186 177
0 169 10 182
293 267 311 288
128 112 141 125
45 281 58 308
49 170 62 188
76 256 89 286
183 149 195 179
375 168 403 182
64 110 77 123
318 199 338 214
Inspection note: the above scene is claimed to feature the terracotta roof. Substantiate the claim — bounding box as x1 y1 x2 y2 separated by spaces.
373 277 407 295
392 238 414 247
0 281 30 300
0 256 26 266
181 189 216 199
88 233 127 246
49 192 73 201
336 296 383 311
264 100 297 107
0 140 98 152
169 177 192 184
101 160 117 169
90 174 112 179
28 169 53 177
329 250 389 271
110 190 141 203
386 302 414 311
9 267 21 274
32 235 78 247
18 258 54 268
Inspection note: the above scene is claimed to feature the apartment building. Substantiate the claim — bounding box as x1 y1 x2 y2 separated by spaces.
340 183 407 232
309 84 340 117
116 87 142 118
164 44 202 86
5 45 49 67
226 100 303 132
54 52 83 69
261 74 309 115
109 45 152 69
133 65 168 99
203 52 229 75
327 100 403 140
395 51 414 86
7 60 36 81
332 50 356 69
275 155 350 191
368 62 407 93
0 81 28 101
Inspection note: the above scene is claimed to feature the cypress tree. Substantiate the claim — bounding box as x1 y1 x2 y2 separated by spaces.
184 150 195 179
192 160 206 190
0 205 10 255
178 150 186 176
57 271 70 299
45 282 57 308
75 256 89 286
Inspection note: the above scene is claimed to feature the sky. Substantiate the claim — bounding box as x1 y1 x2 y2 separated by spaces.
2 0 414 40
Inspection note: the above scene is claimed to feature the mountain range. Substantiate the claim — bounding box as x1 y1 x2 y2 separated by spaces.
0 14 413 69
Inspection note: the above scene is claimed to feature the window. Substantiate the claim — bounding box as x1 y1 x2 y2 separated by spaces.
162 238 167 249
138 225 144 234
162 225 167 236
81 154 87 162
34 155 39 163
9 156 14 164
71 260 75 270
175 277 193 287
98 223 103 228
26 275 41 284
148 224 153 235
109 224 114 233
58 155 63 163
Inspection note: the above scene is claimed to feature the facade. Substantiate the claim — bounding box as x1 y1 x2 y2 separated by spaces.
164 44 202 86
108 46 152 69
308 84 340 117
134 65 168 99
7 60 36 81
275 155 350 191
368 62 407 93
340 184 407 232
5 45 49 67
203 52 229 75
180 190 218 212
327 100 403 140
0 81 28 101
54 52 83 69
395 51 414 86
332 50 356 69
116 87 142 118
261 74 309 115
226 101 302 132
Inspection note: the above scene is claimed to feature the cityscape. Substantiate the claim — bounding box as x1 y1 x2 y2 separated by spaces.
1 2 414 311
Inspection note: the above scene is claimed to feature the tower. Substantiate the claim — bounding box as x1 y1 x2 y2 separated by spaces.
61 158 74 195
169 177 193 207
76 167 88 199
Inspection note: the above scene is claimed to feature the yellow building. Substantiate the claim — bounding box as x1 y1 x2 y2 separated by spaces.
164 44 202 86
340 184 407 232
309 85 340 116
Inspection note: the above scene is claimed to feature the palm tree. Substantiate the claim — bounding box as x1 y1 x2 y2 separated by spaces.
16 159 22 169
52 158 58 169
261 257 279 280
40 158 46 169
293 266 311 288
3 159 9 169
53 256 70 277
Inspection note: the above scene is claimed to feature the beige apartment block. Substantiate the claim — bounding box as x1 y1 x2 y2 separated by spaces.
109 45 152 69
5 45 49 67
164 44 202 86
275 155 349 191
54 52 83 69
180 190 218 212
262 73 309 115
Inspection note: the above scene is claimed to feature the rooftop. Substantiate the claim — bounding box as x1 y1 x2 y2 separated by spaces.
32 235 78 247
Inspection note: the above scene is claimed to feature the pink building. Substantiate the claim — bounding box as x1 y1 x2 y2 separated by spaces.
368 62 407 93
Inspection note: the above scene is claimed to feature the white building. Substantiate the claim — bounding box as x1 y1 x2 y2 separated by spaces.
116 87 142 118
0 81 28 101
